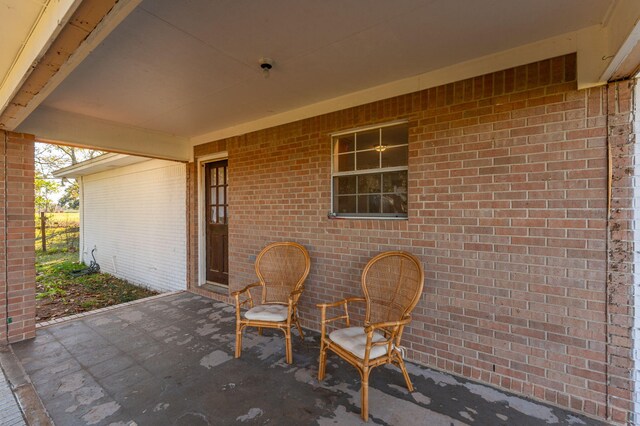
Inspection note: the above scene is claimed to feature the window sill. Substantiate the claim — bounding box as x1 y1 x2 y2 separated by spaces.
328 215 408 220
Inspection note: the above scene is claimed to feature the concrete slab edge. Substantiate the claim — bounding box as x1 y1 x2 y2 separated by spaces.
0 345 52 426
36 290 185 329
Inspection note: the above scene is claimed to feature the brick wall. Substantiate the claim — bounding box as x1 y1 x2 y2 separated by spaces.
0 131 36 344
191 54 636 423
608 80 638 423
0 132 5 343
634 80 640 425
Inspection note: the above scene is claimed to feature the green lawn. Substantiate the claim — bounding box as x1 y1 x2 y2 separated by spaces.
35 211 79 253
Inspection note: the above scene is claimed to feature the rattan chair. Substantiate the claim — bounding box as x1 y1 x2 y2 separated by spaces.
232 241 310 364
317 251 424 421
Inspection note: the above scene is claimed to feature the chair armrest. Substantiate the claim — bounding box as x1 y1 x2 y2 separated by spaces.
317 297 366 342
364 317 412 334
317 297 365 325
232 282 262 316
231 282 262 298
287 287 305 309
289 287 304 299
316 297 365 310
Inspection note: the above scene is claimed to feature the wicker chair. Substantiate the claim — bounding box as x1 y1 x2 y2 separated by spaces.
317 251 424 421
232 242 310 364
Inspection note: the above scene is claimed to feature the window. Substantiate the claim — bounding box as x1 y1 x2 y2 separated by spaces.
331 122 408 218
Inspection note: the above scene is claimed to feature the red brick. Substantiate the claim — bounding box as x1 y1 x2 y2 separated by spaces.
0 131 36 344
185 57 634 424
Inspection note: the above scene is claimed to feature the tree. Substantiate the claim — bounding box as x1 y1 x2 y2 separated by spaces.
58 180 79 210
35 172 61 212
35 143 103 211
35 143 102 176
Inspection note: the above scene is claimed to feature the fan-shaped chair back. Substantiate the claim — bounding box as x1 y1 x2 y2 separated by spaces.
362 251 424 326
256 242 310 304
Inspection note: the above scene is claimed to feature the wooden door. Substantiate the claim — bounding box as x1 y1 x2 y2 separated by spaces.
205 160 228 285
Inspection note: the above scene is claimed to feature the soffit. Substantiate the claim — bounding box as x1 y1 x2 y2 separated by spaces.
0 0 47 88
35 0 615 139
52 153 149 178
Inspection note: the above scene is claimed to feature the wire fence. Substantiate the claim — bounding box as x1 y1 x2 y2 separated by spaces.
35 212 79 253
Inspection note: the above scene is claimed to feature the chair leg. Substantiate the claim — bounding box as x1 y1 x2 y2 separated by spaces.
318 340 327 380
291 307 305 340
258 327 263 336
361 367 371 421
295 318 305 340
397 354 414 392
235 324 243 358
285 329 293 364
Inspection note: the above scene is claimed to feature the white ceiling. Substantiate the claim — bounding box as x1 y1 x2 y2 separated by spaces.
0 0 47 88
36 0 615 140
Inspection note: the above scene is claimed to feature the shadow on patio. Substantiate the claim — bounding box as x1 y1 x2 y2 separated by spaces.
11 292 603 425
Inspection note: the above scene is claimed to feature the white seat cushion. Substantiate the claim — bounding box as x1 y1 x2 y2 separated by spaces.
244 304 288 322
329 327 389 360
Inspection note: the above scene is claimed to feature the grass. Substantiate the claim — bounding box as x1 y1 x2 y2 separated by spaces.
34 212 159 321
35 211 79 223
36 252 80 299
35 211 79 253
36 250 158 322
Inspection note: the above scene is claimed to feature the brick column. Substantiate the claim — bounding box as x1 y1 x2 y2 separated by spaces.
0 130 36 344
606 79 637 424
0 132 5 343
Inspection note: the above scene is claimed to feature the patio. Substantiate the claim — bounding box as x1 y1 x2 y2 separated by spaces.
10 292 603 425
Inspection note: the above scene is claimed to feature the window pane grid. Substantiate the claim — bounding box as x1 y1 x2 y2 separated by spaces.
208 164 228 225
332 123 408 218
335 126 407 174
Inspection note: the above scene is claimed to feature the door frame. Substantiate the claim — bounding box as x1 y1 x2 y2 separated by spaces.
197 152 228 286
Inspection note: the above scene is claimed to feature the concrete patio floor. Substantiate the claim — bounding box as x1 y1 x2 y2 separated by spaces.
10 292 605 425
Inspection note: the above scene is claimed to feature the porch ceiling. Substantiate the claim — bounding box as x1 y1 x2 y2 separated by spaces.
2 0 640 159
30 0 615 139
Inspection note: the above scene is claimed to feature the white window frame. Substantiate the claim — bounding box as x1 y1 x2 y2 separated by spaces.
330 120 409 219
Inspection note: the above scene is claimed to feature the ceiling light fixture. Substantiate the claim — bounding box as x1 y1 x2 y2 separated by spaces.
259 57 273 78
374 144 387 152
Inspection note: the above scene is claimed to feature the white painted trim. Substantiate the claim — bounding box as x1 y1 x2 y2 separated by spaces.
330 216 407 221
78 176 84 264
330 119 408 137
601 19 640 81
53 153 149 178
197 151 228 286
333 165 408 178
19 107 190 161
3 0 143 131
0 0 82 116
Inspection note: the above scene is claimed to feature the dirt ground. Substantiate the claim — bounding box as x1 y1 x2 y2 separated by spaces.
35 277 158 322
36 252 158 322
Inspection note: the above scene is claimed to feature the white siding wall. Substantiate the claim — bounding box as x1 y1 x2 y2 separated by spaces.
80 160 186 292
